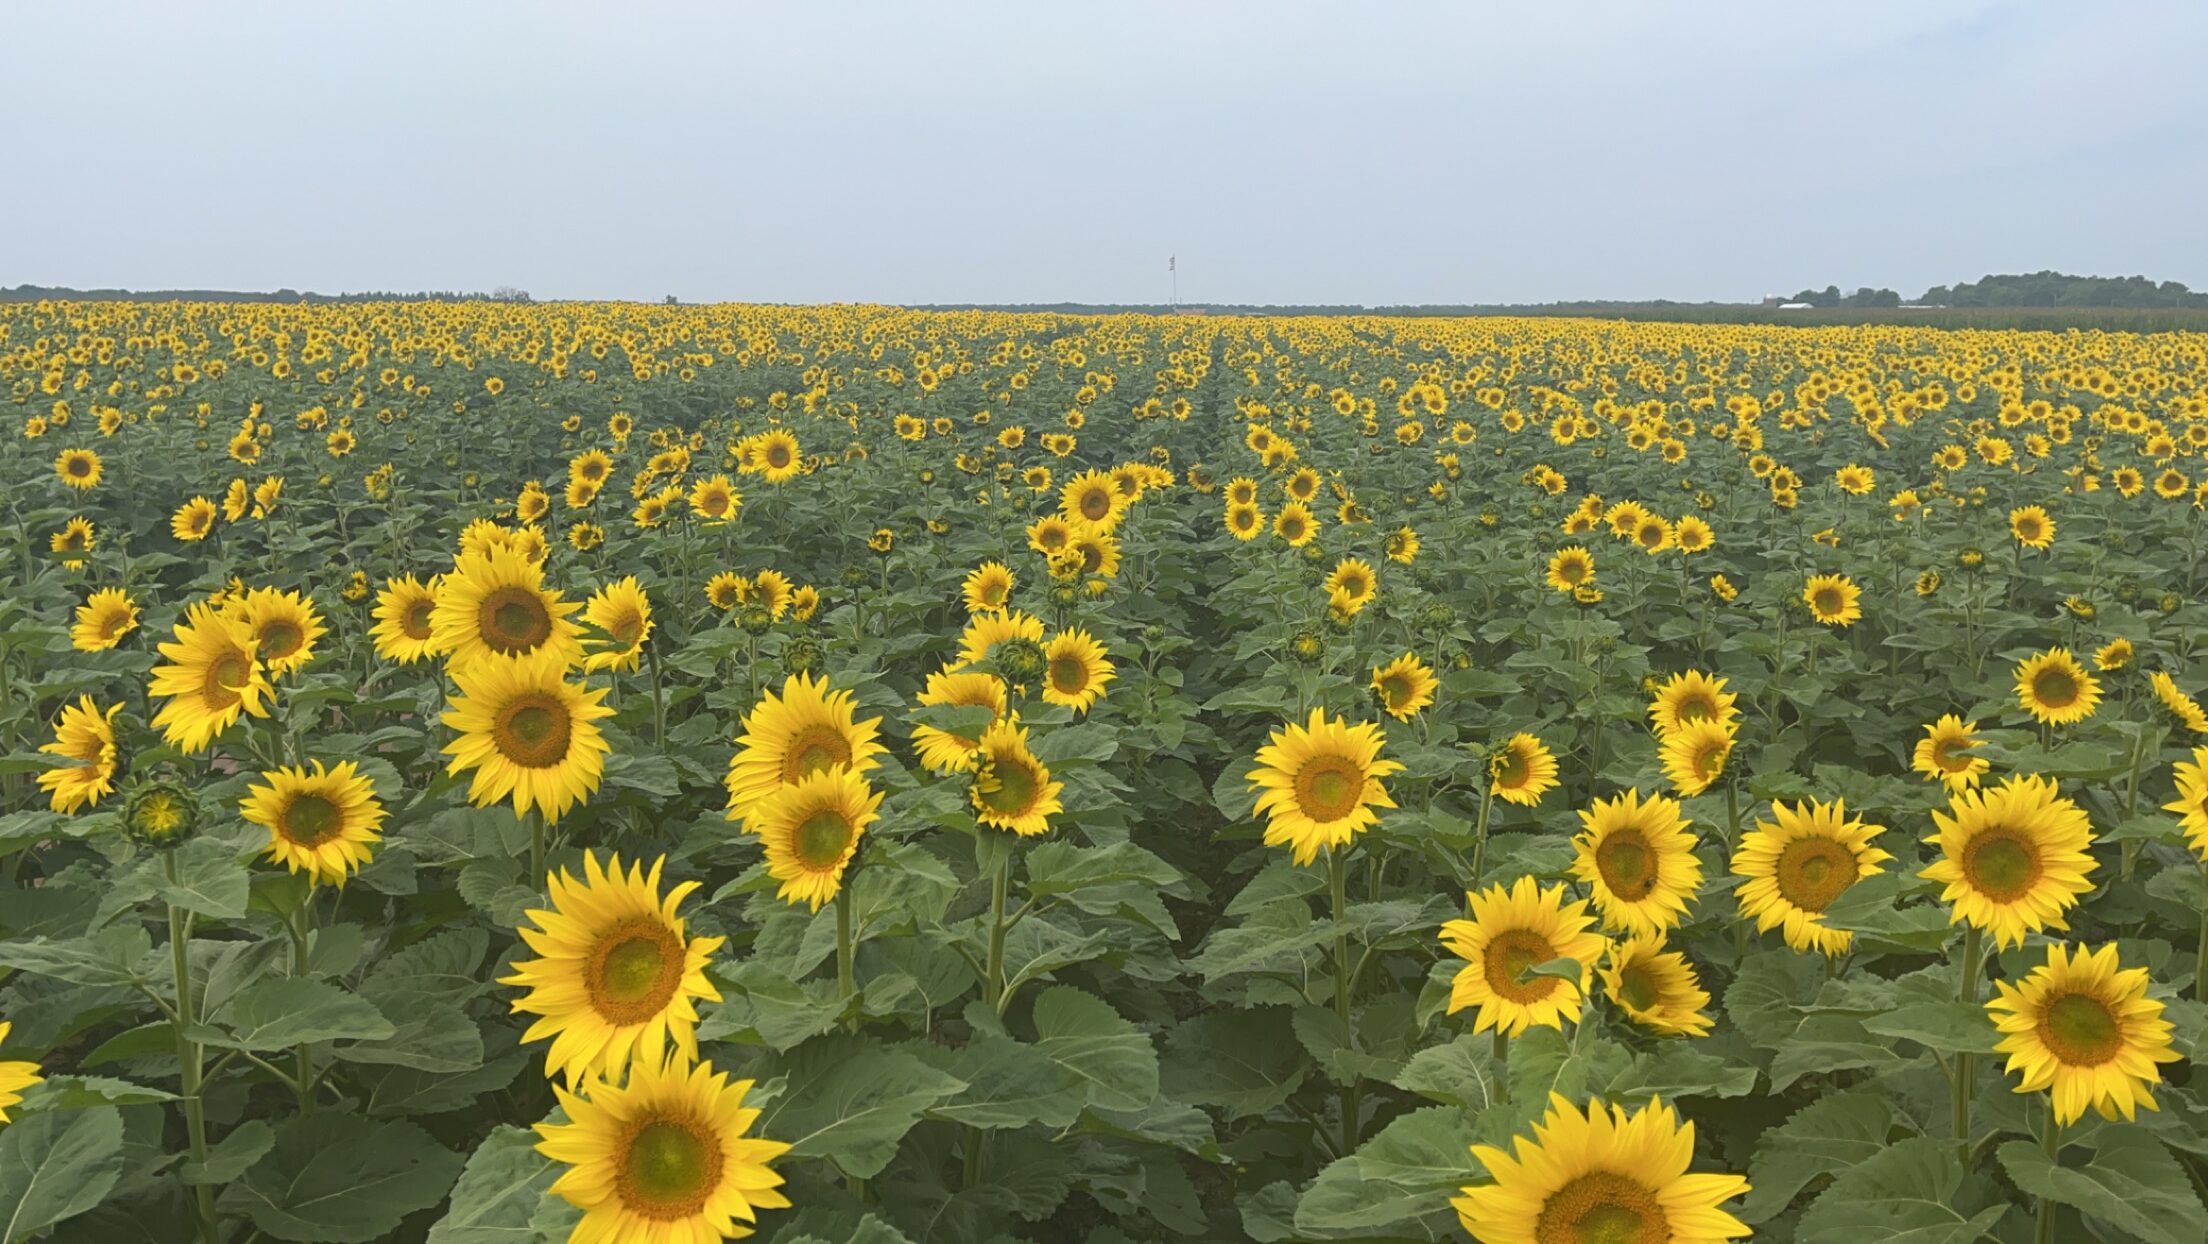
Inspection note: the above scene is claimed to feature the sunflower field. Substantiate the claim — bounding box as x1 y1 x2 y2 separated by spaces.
6 301 2208 1244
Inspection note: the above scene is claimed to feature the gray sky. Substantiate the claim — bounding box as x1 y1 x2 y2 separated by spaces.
6 0 2203 306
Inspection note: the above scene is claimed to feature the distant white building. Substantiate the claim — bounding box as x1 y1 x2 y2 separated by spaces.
1778 302 1815 310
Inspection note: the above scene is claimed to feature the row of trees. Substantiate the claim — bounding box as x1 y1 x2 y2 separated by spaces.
1781 272 2208 310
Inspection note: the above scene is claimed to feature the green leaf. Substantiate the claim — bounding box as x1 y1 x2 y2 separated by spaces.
221 1114 464 1243
925 1037 1087 1130
200 977 395 1051
1023 840 1181 897
1999 1129 2206 1244
426 1125 561 1244
1032 985 1158 1113
180 1120 274 1185
149 836 252 920
1160 1007 1306 1118
759 1036 966 1179
1393 1034 1500 1110
1797 1135 2005 1244
0 1106 126 1242
0 926 150 987
1354 1106 1482 1190
1740 1092 1893 1223
1861 999 2000 1054
26 1074 176 1109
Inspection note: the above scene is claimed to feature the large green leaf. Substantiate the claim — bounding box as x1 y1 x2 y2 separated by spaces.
1032 985 1158 1112
221 1113 463 1243
1796 1136 2005 1244
1160 1007 1307 1118
426 1125 562 1244
759 1036 966 1178
198 976 396 1051
0 1106 126 1242
926 1036 1088 1129
1740 1091 1894 1223
1999 1129 2206 1244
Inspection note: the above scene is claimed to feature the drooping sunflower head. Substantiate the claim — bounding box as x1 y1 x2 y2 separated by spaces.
503 852 725 1083
969 719 1063 836
1600 935 1714 1038
230 586 325 677
148 602 274 753
1453 1093 1749 1244
1986 941 2178 1126
1922 774 2098 949
240 759 385 887
583 577 654 673
1570 788 1702 938
962 561 1016 615
1647 670 1738 738
1802 573 1862 627
1041 629 1116 714
1731 797 1891 956
724 673 886 826
430 546 584 674
1368 652 1438 722
1246 708 1406 866
1911 714 1988 791
71 587 140 653
1439 875 1607 1037
371 574 445 664
2014 648 2100 727
756 768 883 911
1488 732 1559 808
36 696 123 815
50 516 95 563
441 660 615 824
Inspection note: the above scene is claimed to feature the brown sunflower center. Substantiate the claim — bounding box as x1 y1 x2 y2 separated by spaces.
1776 837 1858 912
1493 747 1530 788
794 808 856 869
1050 655 1088 695
615 1116 723 1220
2032 666 2079 709
608 612 643 649
2037 991 2123 1067
1293 757 1363 823
1812 588 1843 615
1232 509 1257 533
66 456 91 477
1616 964 1661 1013
780 724 853 785
203 651 250 709
1481 928 1561 1004
402 598 435 640
1535 1172 1668 1244
1594 830 1658 901
1282 516 1307 539
494 696 573 769
280 793 345 847
1559 559 1589 586
1637 523 1665 548
766 443 793 469
978 755 1040 815
1079 489 1112 521
586 918 685 1024
259 620 303 661
1961 828 2043 902
479 586 553 654
1078 543 1105 574
1378 674 1412 708
99 609 131 639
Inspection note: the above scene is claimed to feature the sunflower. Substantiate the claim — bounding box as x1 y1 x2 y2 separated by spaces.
1545 546 1595 593
370 574 444 664
1273 501 1317 546
1731 798 1891 956
1225 502 1264 540
2013 648 2100 726
149 602 273 752
1440 876 1607 1037
756 768 882 910
1027 515 1076 556
54 447 102 489
430 546 585 674
1060 469 1125 530
1672 515 1715 554
956 609 1046 670
71 587 139 652
687 474 743 525
2093 638 2133 672
2009 504 2055 550
754 429 802 483
221 477 250 522
37 696 122 814
1067 525 1121 579
442 660 614 824
1647 670 1738 738
50 516 94 564
1246 708 1405 866
1489 733 1559 807
171 495 217 541
1041 629 1115 714
1369 652 1438 722
1325 558 1378 611
2149 671 2208 734
2164 747 2208 858
910 670 1008 773
1226 476 1259 506
1600 935 1714 1038
1658 719 1734 797
240 759 385 887
1385 524 1420 563
970 720 1063 836
705 571 748 611
504 852 724 1083
1570 789 1701 937
1986 942 2178 1126
962 561 1015 614
1802 573 1861 627
536 1051 789 1242
231 586 325 677
1921 774 2097 949
725 674 886 826
1453 1093 1750 1244
582 577 653 673
0 1021 43 1124
1911 714 1988 791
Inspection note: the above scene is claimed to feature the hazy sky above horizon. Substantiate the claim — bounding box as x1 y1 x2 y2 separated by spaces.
6 1 2204 306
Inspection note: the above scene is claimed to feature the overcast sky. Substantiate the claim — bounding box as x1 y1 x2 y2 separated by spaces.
5 1 2203 306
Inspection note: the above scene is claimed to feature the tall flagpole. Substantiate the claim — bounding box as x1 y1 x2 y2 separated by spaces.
1170 255 1177 310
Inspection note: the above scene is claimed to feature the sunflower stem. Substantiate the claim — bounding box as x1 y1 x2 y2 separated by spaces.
1491 1029 1510 1104
2120 723 2151 881
289 896 316 1114
1329 846 1358 1155
165 857 219 1244
646 639 668 751
834 881 857 1009
2195 862 2208 1000
1726 778 1747 961
1467 781 1497 894
1952 926 1984 1159
984 841 1010 1014
2035 1107 2061 1244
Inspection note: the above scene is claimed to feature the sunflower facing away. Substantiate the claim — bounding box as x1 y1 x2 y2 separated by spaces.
1921 774 2097 949
1246 708 1406 866
430 546 585 674
1986 941 2178 1126
1489 733 1559 807
1658 718 1734 797
582 577 654 673
1041 628 1115 714
149 602 274 752
1453 1093 1750 1244
231 586 326 677
1440 875 1608 1037
970 720 1063 836
1802 573 1862 627
725 673 887 826
1647 670 1738 737
1731 798 1891 956
504 851 724 1083
756 768 883 910
1912 714 1989 791
370 574 444 664
442 660 614 824
37 696 122 814
1370 652 1438 722
71 587 139 652
1600 935 1714 1038
536 1051 789 1243
240 759 386 887
0 1021 43 1124
2014 648 2100 727
1570 788 1702 937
